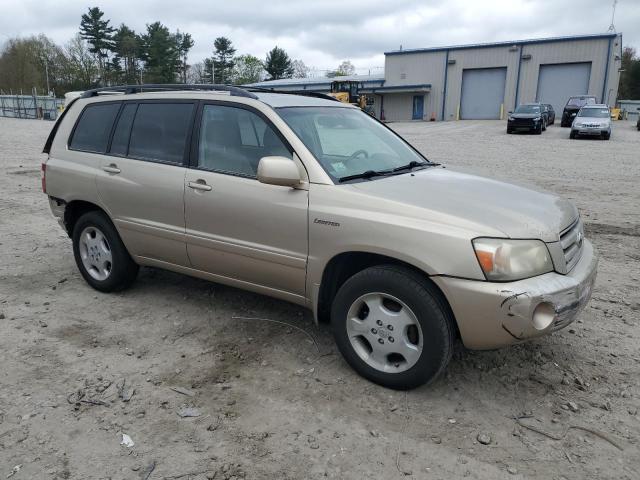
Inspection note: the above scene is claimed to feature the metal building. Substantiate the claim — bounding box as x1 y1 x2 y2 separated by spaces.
248 33 623 122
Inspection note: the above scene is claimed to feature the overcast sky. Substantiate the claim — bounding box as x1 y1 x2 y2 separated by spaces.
1 0 638 75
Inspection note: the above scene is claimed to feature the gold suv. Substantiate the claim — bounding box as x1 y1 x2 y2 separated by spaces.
42 85 597 389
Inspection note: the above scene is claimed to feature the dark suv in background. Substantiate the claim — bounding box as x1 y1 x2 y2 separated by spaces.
543 104 555 125
507 103 547 134
561 96 597 127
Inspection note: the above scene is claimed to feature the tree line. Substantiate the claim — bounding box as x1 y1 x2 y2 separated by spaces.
0 6 358 96
619 47 640 101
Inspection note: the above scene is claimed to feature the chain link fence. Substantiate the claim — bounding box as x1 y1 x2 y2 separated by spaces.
0 94 64 120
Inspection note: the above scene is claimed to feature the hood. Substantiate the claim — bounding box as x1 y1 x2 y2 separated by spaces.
349 168 578 242
510 113 540 119
574 116 610 124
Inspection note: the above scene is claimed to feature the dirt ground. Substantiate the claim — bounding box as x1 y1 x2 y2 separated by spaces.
0 116 638 480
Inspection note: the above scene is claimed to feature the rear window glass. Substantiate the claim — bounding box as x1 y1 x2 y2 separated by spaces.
567 97 595 107
109 103 137 156
69 103 121 153
128 103 194 164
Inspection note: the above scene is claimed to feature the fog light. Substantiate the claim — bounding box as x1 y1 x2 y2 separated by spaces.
532 302 556 330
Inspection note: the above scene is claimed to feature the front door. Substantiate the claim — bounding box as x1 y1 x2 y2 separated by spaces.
412 95 424 120
184 102 308 297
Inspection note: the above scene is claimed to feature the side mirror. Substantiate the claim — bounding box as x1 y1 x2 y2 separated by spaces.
507 111 513 114
257 156 301 187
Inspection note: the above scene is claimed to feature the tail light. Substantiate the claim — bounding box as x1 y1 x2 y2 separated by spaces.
41 163 47 193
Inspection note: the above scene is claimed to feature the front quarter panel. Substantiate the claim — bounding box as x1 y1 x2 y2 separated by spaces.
306 183 494 300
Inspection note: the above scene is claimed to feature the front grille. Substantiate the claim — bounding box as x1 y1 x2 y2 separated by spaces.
559 218 584 272
511 119 534 126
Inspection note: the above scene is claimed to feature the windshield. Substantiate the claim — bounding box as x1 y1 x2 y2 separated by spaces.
567 97 595 107
514 105 541 114
277 106 428 182
578 108 610 118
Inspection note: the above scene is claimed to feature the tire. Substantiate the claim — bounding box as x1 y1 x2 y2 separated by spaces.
72 210 139 292
603 131 611 140
331 265 454 390
542 119 547 131
535 124 542 135
506 127 513 134
569 130 576 139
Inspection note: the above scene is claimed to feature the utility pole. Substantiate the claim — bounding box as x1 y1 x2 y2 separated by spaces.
44 56 50 95
608 0 618 32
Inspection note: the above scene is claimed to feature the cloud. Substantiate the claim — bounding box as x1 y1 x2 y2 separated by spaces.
1 0 638 73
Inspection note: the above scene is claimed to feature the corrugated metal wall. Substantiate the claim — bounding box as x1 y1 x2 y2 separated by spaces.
385 51 445 120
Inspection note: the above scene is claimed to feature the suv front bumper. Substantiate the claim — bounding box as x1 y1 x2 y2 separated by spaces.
433 240 597 350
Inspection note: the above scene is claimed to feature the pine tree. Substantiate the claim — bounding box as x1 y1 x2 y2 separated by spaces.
79 7 115 85
176 32 194 84
112 24 141 84
212 37 236 84
140 22 181 83
264 46 293 80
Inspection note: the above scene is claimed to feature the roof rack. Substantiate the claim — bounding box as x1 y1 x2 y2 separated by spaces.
246 86 341 102
80 84 259 99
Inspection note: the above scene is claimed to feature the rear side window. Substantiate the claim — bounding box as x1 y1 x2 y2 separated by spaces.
128 103 194 164
109 103 137 156
69 103 121 153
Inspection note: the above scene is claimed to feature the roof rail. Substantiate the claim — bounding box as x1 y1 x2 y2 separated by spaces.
80 84 259 100
246 86 342 102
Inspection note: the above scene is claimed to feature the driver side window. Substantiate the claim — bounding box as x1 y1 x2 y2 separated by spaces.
197 105 292 177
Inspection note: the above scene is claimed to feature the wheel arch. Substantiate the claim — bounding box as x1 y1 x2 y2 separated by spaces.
63 199 109 237
315 251 459 337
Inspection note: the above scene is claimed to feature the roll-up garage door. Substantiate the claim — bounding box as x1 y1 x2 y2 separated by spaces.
536 62 591 114
460 67 507 119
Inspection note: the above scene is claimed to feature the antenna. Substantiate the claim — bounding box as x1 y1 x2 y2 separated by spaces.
608 0 618 32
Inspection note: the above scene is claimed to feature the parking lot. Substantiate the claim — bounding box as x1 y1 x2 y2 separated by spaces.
0 117 638 479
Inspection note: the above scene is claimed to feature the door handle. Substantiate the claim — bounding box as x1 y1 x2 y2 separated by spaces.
188 180 212 191
102 164 121 174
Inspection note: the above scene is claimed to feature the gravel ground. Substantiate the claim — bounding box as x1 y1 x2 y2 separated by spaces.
0 116 638 479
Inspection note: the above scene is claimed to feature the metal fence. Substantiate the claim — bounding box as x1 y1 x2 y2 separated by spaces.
0 94 64 120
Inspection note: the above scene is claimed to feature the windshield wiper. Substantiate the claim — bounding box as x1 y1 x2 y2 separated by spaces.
391 160 432 173
338 169 392 182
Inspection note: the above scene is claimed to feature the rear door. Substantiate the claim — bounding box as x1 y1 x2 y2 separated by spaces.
94 100 196 266
184 102 308 298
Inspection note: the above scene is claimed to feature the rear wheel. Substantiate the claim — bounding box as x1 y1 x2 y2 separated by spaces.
72 211 139 292
331 265 454 390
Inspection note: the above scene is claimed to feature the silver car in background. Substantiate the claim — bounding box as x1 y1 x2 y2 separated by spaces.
570 104 612 140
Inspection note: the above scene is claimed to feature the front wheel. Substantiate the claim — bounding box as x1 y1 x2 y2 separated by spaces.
72 210 139 292
569 130 577 139
331 265 454 390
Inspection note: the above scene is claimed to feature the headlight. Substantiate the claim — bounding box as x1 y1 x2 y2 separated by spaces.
508 116 514 121
533 117 541 122
472 238 553 281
